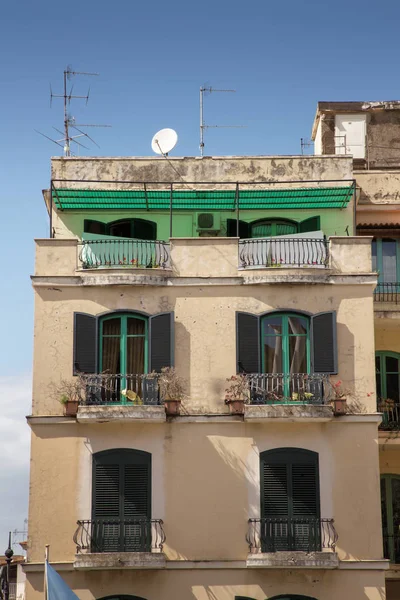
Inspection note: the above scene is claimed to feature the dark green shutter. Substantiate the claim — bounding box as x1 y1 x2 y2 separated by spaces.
73 313 97 374
133 219 157 241
311 311 337 374
226 218 251 238
300 216 321 233
236 312 260 373
92 450 151 552
262 463 289 516
83 219 106 235
149 312 174 371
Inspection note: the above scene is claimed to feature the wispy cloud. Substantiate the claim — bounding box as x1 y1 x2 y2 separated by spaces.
0 374 31 549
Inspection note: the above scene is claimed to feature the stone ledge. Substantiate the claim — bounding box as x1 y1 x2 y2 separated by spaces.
74 552 166 570
246 551 339 569
244 404 334 422
77 405 166 423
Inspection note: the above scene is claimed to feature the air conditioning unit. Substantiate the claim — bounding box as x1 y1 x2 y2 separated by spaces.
196 212 221 232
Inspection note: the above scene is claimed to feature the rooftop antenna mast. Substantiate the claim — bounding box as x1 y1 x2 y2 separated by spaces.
199 85 246 156
37 66 111 156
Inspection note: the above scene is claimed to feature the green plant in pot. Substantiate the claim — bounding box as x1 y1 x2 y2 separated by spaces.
159 367 185 416
52 375 87 417
225 375 249 415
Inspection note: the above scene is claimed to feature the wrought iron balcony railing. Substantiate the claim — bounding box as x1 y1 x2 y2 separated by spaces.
246 517 338 553
239 237 329 269
80 373 161 406
374 283 400 304
74 518 165 553
79 239 171 269
378 401 400 431
247 373 329 405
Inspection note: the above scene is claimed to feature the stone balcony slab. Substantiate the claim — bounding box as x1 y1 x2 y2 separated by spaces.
74 551 166 570
244 404 334 422
246 551 339 569
77 405 166 423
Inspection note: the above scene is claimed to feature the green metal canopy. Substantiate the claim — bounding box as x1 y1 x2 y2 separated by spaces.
52 186 354 211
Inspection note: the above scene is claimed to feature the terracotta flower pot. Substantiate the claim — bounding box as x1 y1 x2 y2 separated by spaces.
226 399 245 415
164 399 181 416
333 398 347 416
64 400 79 417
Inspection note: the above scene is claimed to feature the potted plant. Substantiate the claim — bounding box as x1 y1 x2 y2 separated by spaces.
159 367 185 416
225 375 249 414
51 374 87 417
330 380 348 415
59 393 79 417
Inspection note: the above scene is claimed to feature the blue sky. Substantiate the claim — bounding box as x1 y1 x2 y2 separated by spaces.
1 0 399 547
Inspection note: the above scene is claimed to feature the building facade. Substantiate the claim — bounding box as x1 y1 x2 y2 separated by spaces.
314 101 400 599
25 154 385 600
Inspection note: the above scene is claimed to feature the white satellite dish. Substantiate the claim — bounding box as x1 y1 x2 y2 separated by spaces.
151 128 178 155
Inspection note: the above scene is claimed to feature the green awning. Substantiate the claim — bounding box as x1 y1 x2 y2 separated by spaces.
52 186 354 211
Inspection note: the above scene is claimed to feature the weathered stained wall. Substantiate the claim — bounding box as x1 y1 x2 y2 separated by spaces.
51 155 353 186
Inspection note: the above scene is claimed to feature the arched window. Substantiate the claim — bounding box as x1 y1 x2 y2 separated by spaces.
260 448 320 552
376 351 400 404
107 218 157 241
381 474 400 563
92 449 151 553
262 313 310 375
251 218 298 238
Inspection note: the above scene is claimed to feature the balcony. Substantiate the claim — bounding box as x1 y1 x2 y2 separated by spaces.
378 401 400 431
79 239 171 270
244 374 333 421
73 518 166 570
76 374 166 423
374 283 400 305
246 517 339 569
239 237 329 269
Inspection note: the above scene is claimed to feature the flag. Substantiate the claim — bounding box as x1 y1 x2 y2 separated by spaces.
46 562 80 600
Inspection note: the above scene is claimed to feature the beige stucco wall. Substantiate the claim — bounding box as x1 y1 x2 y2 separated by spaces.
356 170 400 205
27 420 382 565
24 567 386 600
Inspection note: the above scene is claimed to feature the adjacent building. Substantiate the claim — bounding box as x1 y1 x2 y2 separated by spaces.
313 100 400 599
25 152 384 600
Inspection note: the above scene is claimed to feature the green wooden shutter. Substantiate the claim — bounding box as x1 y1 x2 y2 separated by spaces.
311 311 337 374
299 216 321 233
92 450 151 552
73 313 97 374
236 312 260 373
133 219 157 241
226 218 251 238
149 312 174 371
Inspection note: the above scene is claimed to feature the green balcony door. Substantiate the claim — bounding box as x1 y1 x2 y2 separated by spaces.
261 314 310 402
372 239 400 285
381 475 400 563
100 314 148 404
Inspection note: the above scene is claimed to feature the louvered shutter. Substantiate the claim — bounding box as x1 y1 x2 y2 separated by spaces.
124 463 151 551
311 311 338 374
236 312 260 373
92 462 121 552
299 216 321 233
260 449 320 552
73 313 97 374
92 450 151 553
149 312 174 372
226 218 251 238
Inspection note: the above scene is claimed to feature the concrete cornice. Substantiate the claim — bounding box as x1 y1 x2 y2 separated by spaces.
31 273 377 288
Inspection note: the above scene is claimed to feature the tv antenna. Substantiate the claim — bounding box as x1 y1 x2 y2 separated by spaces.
300 137 314 155
36 66 111 156
199 85 246 156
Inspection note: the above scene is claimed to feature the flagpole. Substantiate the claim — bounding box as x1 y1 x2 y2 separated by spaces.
44 545 50 600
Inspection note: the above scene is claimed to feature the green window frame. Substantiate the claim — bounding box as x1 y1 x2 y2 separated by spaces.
100 313 148 375
372 238 400 284
376 351 400 403
251 218 298 238
261 313 310 373
381 474 400 563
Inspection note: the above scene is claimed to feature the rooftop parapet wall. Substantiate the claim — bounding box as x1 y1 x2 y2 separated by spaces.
33 236 373 279
51 155 354 187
